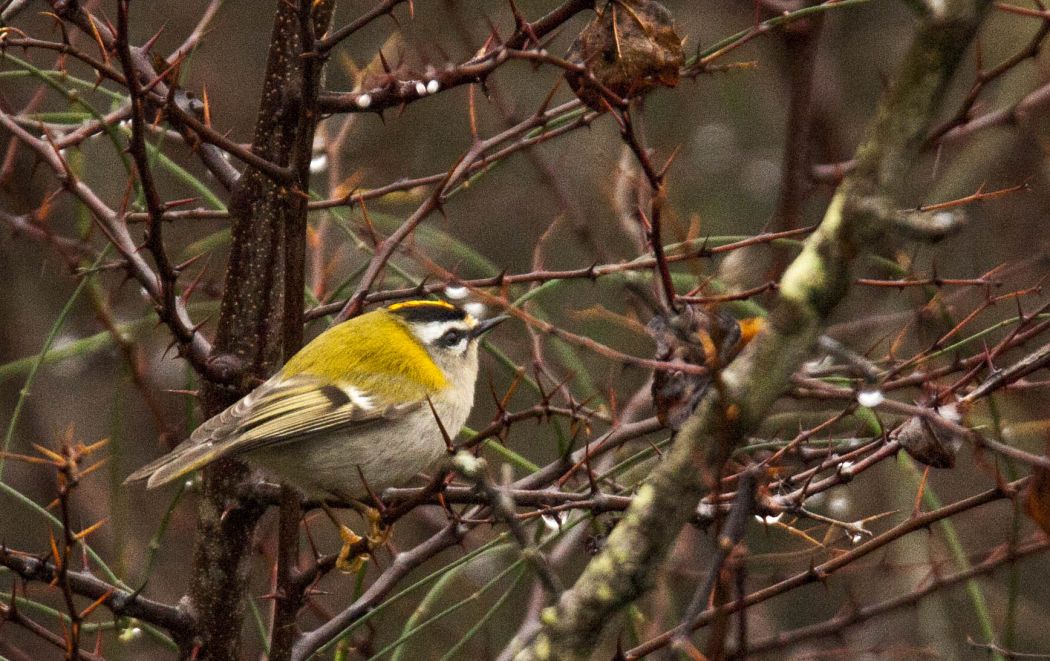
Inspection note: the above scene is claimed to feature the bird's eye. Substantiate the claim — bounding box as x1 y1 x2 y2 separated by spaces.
438 329 466 347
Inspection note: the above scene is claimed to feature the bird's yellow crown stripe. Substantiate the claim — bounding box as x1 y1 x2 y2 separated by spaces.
387 300 456 312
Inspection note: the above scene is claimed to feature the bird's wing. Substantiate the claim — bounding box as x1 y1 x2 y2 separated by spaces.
124 375 421 489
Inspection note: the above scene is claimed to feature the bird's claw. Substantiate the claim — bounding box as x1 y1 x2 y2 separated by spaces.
365 506 390 547
335 525 370 573
333 506 390 573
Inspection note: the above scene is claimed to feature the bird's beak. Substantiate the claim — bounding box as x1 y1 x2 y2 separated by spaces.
470 314 510 339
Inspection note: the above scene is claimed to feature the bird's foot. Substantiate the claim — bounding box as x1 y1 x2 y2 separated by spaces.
364 505 391 548
335 524 370 573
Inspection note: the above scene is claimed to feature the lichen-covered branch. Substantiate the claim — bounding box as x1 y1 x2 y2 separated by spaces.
513 1 993 658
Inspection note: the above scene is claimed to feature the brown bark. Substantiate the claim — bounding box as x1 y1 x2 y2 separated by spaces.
190 2 334 659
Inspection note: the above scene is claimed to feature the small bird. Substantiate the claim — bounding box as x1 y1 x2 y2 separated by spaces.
126 299 507 568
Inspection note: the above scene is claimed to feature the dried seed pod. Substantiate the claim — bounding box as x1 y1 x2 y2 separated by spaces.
565 0 684 111
893 403 967 468
649 306 740 430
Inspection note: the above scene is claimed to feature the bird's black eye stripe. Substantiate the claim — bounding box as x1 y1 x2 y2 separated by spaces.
439 329 466 347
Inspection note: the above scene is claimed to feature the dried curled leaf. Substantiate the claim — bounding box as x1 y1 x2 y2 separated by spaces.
565 0 684 111
1024 442 1050 535
893 403 966 469
648 307 740 430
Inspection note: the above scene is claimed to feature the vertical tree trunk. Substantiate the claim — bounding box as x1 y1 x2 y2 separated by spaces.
191 2 334 658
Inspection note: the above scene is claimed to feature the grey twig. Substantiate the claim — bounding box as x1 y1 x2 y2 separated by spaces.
0 547 192 639
670 469 758 654
452 452 564 597
965 340 1050 402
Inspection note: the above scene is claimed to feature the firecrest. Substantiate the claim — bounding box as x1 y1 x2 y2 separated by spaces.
126 299 507 568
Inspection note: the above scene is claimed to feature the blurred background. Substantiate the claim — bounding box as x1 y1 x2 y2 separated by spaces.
2 0 1050 658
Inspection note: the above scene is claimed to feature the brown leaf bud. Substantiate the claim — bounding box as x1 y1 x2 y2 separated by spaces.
649 307 740 430
893 403 967 469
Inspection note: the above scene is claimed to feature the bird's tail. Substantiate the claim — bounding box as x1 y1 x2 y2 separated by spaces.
123 440 224 489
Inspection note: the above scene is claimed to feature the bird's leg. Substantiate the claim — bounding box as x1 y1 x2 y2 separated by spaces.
350 498 391 548
320 501 370 573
